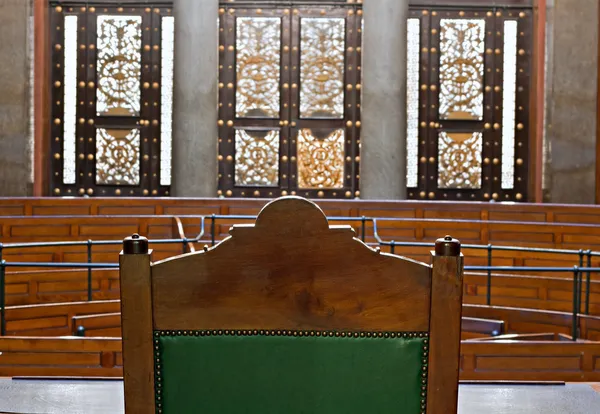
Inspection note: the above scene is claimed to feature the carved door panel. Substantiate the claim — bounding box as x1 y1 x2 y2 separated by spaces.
218 4 362 199
49 3 174 197
406 7 532 202
219 9 291 197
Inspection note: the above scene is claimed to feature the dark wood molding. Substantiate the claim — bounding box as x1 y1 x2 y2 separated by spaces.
596 0 600 204
34 0 50 196
530 0 546 203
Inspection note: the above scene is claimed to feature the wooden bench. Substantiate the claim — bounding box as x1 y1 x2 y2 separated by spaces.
0 337 122 378
0 215 200 264
72 312 121 337
461 317 504 340
0 335 597 381
4 197 600 225
5 269 119 306
4 300 120 336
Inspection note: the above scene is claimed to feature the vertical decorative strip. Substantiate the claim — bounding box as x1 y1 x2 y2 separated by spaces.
160 16 175 186
62 15 78 185
501 21 518 190
406 18 420 188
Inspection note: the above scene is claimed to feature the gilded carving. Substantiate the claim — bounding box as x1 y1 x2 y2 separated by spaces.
298 128 344 189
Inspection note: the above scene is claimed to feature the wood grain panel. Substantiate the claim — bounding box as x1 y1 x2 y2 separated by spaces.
460 342 600 381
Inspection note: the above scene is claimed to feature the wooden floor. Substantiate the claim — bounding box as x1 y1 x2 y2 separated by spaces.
0 380 598 413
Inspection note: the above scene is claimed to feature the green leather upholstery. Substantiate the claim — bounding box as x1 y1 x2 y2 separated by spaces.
154 331 428 414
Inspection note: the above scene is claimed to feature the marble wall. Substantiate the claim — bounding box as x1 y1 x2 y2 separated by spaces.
0 0 32 196
545 0 599 203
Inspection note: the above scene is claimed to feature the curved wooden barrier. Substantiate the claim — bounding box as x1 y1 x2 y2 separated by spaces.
0 336 598 381
0 337 122 377
6 269 598 316
4 215 600 276
3 197 600 225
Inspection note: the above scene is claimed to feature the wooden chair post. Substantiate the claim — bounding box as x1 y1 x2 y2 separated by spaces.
427 235 464 414
119 234 154 414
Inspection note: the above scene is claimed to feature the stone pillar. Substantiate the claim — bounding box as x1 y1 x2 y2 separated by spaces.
360 0 408 200
0 0 32 196
172 0 218 197
545 0 598 203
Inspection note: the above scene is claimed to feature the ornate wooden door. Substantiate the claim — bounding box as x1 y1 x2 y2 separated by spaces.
49 3 174 197
405 6 532 202
218 4 362 199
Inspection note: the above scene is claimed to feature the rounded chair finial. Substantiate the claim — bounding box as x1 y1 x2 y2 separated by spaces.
434 235 461 256
123 233 149 254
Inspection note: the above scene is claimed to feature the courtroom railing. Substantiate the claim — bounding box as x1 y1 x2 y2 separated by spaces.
1 214 600 342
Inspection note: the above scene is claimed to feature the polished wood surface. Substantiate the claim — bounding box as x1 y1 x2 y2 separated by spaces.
428 251 464 414
120 197 464 413
119 252 154 414
150 199 434 331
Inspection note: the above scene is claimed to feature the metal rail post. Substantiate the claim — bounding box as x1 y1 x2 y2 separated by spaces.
87 240 93 301
571 266 580 341
486 244 493 306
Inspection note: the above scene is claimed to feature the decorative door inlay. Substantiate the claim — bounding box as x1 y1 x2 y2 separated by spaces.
297 128 345 189
62 15 78 185
95 128 141 185
49 3 173 197
406 6 532 202
160 15 175 187
235 17 281 118
406 17 421 189
437 131 482 189
218 4 362 199
234 129 280 187
439 19 485 121
299 18 346 119
501 20 518 190
96 15 142 116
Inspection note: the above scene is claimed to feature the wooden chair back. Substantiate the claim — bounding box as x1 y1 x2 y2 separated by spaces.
119 196 464 413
